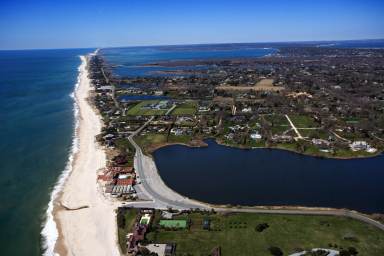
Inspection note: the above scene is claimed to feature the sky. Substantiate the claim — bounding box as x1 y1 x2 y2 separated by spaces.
0 0 383 50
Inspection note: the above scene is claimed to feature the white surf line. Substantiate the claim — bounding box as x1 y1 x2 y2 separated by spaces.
41 55 84 256
285 114 303 139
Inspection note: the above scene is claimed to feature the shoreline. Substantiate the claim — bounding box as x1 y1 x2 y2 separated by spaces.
48 53 120 256
145 137 382 160
134 137 384 230
41 59 82 256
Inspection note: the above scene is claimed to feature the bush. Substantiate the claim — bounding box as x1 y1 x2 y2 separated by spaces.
117 212 126 229
255 223 270 232
268 246 283 256
339 247 358 256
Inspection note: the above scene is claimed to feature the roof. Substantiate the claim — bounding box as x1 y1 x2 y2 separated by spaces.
116 178 134 186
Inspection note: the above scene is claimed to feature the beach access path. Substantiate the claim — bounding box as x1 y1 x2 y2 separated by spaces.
53 55 121 256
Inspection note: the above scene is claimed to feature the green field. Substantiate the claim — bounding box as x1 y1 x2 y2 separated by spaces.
171 101 197 116
146 212 384 256
298 128 330 139
135 133 192 153
263 114 290 134
288 114 317 128
127 100 169 116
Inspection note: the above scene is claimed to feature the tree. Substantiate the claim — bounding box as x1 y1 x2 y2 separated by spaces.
268 246 283 256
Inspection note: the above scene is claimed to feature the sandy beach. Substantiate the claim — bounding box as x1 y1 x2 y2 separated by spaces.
52 55 120 256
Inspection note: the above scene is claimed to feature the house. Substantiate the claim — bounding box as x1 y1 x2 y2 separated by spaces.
139 214 152 225
202 219 211 230
349 141 377 153
312 138 331 147
250 132 262 140
271 135 293 143
127 224 148 253
111 185 134 195
170 128 183 136
242 107 252 113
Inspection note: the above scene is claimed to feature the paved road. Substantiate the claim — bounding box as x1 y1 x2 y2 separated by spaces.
128 116 204 210
127 116 384 231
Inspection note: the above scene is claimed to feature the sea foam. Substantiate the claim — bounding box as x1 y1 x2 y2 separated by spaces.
40 55 85 256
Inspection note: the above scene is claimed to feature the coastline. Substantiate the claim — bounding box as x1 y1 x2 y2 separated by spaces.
47 53 120 256
41 58 82 256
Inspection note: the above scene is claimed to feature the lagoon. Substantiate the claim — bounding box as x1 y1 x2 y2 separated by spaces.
154 140 384 214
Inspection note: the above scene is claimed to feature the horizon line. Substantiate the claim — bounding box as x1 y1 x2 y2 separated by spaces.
1 38 383 51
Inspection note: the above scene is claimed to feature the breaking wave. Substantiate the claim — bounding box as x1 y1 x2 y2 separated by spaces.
40 55 86 256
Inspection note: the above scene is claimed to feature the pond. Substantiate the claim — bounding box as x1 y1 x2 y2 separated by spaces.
154 139 384 213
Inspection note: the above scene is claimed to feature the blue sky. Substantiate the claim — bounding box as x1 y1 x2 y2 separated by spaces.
0 0 383 50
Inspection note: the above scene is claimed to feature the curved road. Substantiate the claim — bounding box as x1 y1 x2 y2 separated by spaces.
128 116 384 231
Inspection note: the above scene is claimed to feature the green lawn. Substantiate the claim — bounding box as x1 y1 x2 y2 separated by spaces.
146 212 384 256
127 100 169 116
117 208 139 254
263 115 291 134
288 115 317 128
298 129 329 139
171 101 197 116
135 133 193 154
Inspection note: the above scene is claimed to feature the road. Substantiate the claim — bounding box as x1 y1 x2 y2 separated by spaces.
128 116 205 210
285 114 303 139
127 116 384 231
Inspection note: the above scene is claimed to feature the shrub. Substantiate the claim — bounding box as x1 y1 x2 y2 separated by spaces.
256 223 270 232
339 247 358 256
268 246 283 256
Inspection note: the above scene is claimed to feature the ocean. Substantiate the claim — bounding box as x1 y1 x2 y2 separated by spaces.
0 48 91 256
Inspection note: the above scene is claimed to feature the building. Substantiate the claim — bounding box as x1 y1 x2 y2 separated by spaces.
250 132 262 140
203 219 211 230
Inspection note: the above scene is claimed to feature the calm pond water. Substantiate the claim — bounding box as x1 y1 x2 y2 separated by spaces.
154 140 384 213
118 95 168 102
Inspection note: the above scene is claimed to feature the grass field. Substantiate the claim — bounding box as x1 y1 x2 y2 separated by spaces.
288 114 317 128
127 100 169 116
263 114 291 134
298 128 329 139
146 212 384 256
135 133 192 153
171 101 197 116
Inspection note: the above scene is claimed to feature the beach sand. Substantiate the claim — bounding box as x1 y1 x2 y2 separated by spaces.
53 55 120 256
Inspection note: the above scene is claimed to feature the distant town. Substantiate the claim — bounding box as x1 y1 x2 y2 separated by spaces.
90 46 384 168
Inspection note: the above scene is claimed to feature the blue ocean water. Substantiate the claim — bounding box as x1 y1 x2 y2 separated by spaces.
0 48 91 256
